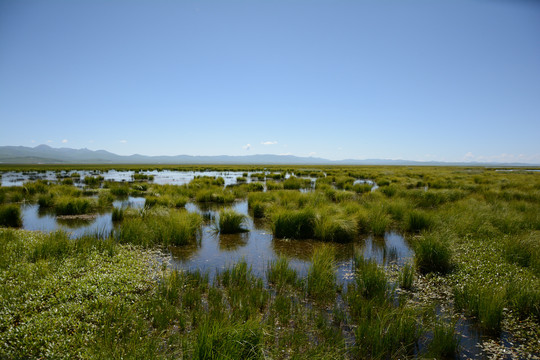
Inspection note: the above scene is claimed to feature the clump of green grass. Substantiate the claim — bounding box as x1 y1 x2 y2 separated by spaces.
266 180 283 190
247 182 264 192
414 234 452 274
307 245 336 302
250 201 266 218
426 320 460 359
54 196 94 215
267 256 298 291
37 193 55 208
271 208 315 239
116 210 202 247
504 232 540 275
195 188 235 203
29 230 72 262
98 192 114 208
194 319 263 360
84 176 104 187
404 209 433 232
398 263 415 290
0 204 22 227
353 254 387 300
506 281 540 320
283 177 302 190
313 213 356 242
112 207 124 222
354 307 418 359
359 206 390 236
109 184 130 197
215 209 248 234
454 284 505 334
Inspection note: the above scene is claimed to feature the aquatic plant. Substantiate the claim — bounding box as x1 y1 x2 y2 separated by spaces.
54 196 94 215
426 320 460 358
353 254 387 300
267 256 298 291
0 204 22 227
112 207 124 222
454 284 505 334
414 233 452 274
313 212 356 242
398 263 415 290
271 208 315 239
215 209 248 234
307 245 336 302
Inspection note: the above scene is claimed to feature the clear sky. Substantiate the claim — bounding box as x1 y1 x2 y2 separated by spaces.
1 0 539 163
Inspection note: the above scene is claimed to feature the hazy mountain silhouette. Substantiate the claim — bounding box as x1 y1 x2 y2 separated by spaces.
0 145 538 166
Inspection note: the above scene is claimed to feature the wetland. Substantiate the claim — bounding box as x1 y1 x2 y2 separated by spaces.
0 165 539 359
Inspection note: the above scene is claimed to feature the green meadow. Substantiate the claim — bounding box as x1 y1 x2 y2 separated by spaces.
0 165 539 358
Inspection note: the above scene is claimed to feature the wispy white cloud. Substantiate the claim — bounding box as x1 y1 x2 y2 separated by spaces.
308 152 316 157
243 143 251 150
31 140 35 143
279 152 292 156
261 141 277 145
88 140 94 143
62 139 68 143
47 140 53 143
120 140 128 143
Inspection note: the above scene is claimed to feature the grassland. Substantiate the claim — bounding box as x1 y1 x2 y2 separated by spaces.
1 165 539 358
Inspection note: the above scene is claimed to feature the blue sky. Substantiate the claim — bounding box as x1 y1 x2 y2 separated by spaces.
1 0 539 163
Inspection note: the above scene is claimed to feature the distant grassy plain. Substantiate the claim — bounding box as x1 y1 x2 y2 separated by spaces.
1 164 539 358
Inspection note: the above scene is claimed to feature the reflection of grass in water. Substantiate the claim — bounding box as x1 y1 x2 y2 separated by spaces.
218 233 248 251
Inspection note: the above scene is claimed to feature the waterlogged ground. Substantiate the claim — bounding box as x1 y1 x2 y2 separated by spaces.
1 169 287 187
1 166 540 359
19 196 412 284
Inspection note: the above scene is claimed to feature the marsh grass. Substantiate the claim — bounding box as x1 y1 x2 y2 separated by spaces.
0 204 22 227
504 232 540 275
454 284 505 334
398 263 415 290
271 208 315 239
112 207 124 222
427 321 460 359
195 188 235 203
354 306 418 359
117 210 202 247
307 245 336 302
405 209 433 232
414 234 452 274
506 281 540 319
353 254 387 300
215 209 248 234
194 319 263 360
54 196 95 215
267 256 298 291
313 212 356 242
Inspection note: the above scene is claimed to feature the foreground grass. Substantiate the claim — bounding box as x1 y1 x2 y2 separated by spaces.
0 228 440 359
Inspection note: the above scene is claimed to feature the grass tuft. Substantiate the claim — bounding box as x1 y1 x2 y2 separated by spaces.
0 204 22 227
215 209 248 234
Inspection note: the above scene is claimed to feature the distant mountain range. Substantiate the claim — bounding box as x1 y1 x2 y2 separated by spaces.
0 145 538 167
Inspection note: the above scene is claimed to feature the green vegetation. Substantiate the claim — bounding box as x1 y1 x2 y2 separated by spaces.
116 209 202 247
414 233 452 274
215 209 248 234
307 245 336 302
0 204 22 227
1 164 540 358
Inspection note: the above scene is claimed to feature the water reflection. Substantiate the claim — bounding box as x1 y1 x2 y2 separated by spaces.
20 197 146 238
168 200 413 282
